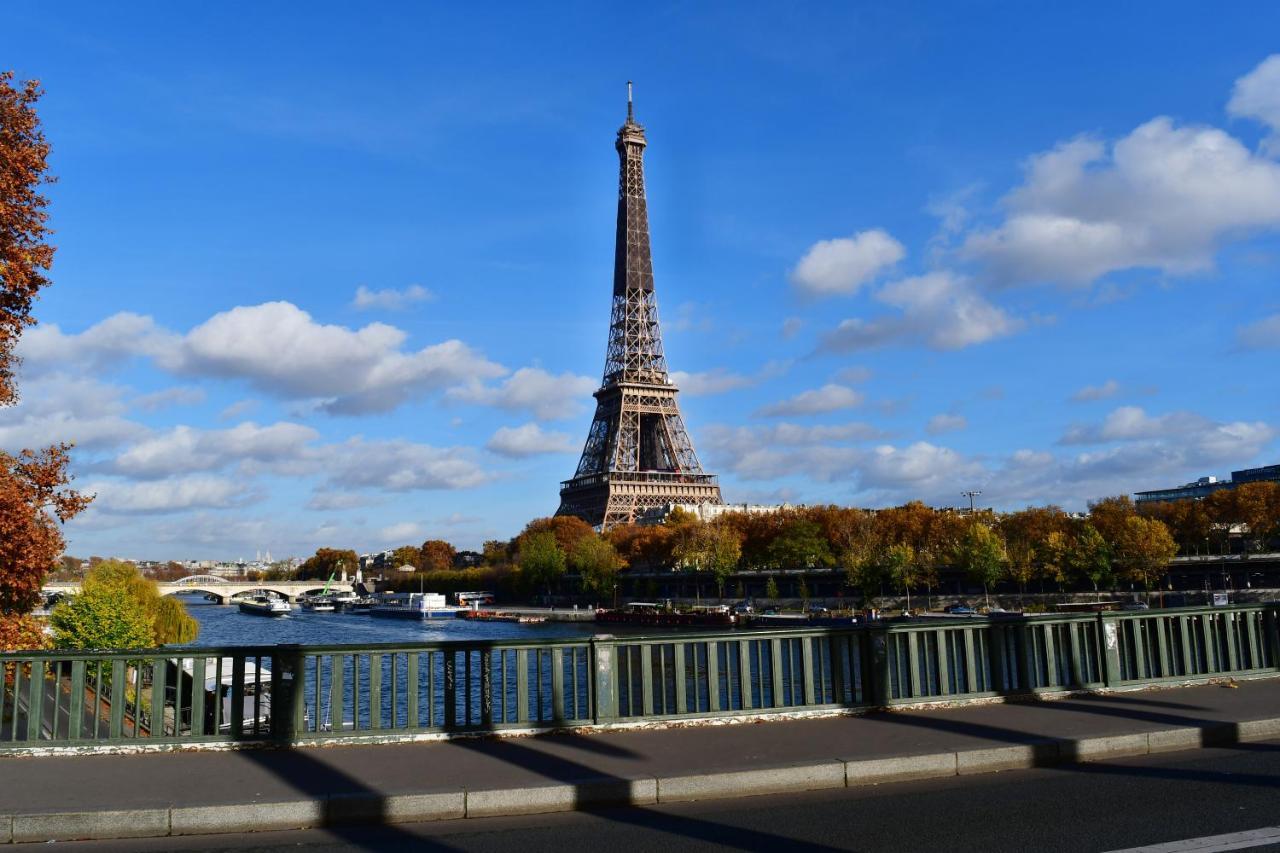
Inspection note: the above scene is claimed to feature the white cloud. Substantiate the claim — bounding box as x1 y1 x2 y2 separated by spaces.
1059 406 1275 464
1228 54 1280 154
0 374 147 451
20 303 507 416
1070 379 1121 402
131 386 206 411
926 414 967 435
671 361 789 397
219 399 260 420
485 423 575 458
110 421 318 479
757 383 864 417
175 302 505 414
670 368 756 396
789 229 905 296
1237 314 1280 349
306 491 382 511
18 313 178 378
322 437 490 491
781 318 803 339
832 366 872 384
963 117 1280 288
379 521 425 543
447 367 595 421
83 475 259 515
820 271 1019 352
352 284 435 311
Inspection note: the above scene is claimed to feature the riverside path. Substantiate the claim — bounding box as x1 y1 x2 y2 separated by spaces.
1 677 1279 844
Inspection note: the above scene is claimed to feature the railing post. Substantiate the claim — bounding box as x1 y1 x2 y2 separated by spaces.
869 624 891 705
272 645 305 742
590 635 617 724
1099 612 1122 687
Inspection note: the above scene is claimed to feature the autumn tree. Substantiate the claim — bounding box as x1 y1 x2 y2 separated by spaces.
881 543 918 611
671 521 743 597
481 539 511 567
419 539 457 572
1066 523 1112 595
1088 496 1137 552
521 516 594 556
1113 515 1177 594
0 76 92 650
391 545 421 571
297 548 359 581
953 523 1006 610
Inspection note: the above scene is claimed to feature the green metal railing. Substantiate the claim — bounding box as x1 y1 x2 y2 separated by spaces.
2 604 1276 752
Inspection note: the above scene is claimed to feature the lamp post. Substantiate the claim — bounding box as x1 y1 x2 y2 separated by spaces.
961 490 983 516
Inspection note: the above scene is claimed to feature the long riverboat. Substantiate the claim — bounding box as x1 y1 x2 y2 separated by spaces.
238 594 291 617
596 602 736 627
368 592 466 620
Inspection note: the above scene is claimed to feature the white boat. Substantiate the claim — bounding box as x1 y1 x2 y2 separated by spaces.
368 592 465 620
238 594 291 616
300 595 336 613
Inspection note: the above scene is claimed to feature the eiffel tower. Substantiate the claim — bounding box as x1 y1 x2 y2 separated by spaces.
557 85 723 529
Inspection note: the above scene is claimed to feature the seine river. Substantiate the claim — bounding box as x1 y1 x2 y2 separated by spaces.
180 595 616 647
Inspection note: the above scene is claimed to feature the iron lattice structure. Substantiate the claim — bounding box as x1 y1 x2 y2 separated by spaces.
557 89 722 529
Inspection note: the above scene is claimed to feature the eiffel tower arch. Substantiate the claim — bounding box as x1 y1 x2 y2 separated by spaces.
557 86 724 529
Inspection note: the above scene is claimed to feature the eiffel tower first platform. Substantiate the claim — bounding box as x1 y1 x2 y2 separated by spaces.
556 86 723 529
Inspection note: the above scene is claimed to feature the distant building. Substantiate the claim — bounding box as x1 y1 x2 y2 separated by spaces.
453 550 483 568
1135 464 1280 504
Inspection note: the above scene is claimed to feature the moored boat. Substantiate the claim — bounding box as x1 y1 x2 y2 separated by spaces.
596 602 736 627
238 594 291 616
368 592 466 620
300 595 336 613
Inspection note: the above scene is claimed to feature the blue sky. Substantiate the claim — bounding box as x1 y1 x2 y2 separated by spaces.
4 3 1280 560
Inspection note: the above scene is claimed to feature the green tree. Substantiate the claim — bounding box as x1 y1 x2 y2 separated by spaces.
50 567 154 650
569 534 621 596
1067 523 1113 596
518 530 566 596
764 576 779 600
767 519 834 569
66 560 198 646
881 543 917 611
953 523 1006 610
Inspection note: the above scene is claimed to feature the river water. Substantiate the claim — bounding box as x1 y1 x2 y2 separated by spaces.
180 595 611 647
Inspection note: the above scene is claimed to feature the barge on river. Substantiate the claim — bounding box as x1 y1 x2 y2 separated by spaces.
596 602 736 627
368 592 466 620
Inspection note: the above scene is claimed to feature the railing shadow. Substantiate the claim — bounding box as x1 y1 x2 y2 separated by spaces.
445 735 847 852
234 747 458 852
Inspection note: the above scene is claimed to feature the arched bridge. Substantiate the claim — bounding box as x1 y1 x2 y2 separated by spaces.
43 577 343 605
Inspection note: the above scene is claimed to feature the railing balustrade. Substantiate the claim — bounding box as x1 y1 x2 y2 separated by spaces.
2 604 1276 752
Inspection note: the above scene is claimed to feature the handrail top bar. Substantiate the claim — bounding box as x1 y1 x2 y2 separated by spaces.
3 601 1274 660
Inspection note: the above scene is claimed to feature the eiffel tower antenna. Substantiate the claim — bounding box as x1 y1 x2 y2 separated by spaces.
556 88 723 529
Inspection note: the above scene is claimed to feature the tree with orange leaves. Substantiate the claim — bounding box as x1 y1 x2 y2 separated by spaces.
0 73 91 650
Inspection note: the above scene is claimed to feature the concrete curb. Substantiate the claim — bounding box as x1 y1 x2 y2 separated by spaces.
3 716 1278 844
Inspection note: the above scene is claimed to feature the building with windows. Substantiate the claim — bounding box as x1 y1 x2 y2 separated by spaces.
1135 464 1280 504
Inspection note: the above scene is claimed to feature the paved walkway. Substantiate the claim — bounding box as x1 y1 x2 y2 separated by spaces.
3 678 1280 844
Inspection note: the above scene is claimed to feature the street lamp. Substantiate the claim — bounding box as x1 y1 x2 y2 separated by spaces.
961 490 983 516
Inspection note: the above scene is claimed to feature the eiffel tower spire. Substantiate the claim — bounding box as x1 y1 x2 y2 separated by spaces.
557 86 723 529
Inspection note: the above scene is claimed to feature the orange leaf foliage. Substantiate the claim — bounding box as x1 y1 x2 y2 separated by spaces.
0 444 92 615
0 72 56 406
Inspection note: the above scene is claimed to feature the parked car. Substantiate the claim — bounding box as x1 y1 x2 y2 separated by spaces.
1121 601 1150 611
943 603 976 615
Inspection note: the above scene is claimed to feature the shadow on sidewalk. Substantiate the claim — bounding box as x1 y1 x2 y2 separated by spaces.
446 736 846 852
235 748 458 852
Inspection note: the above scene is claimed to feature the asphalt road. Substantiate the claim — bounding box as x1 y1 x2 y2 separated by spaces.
50 740 1280 852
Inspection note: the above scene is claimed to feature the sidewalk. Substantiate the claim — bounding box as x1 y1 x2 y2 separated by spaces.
3 678 1280 844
